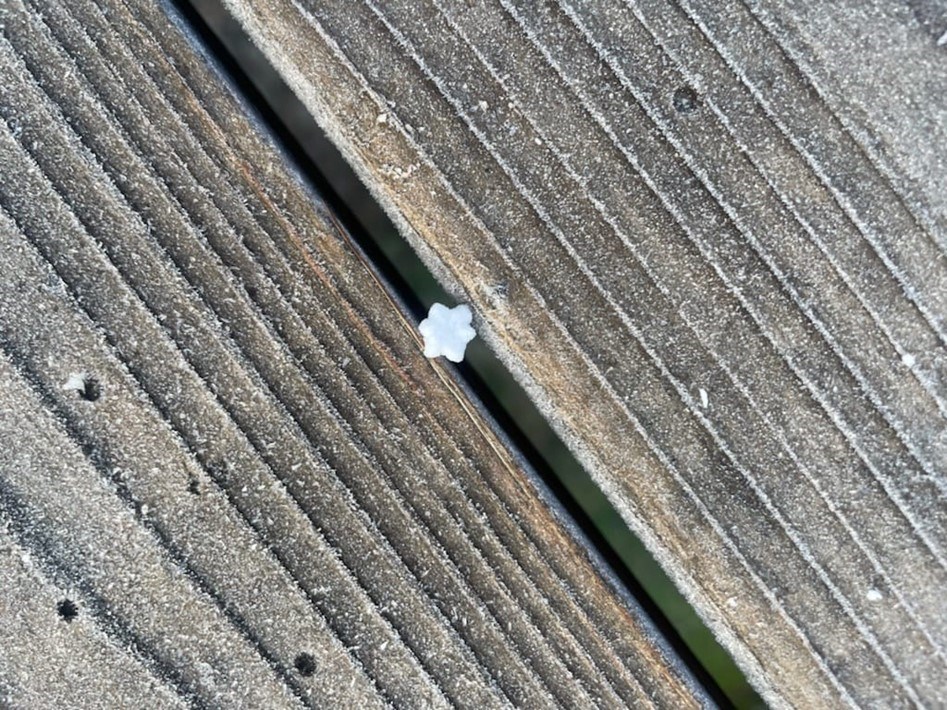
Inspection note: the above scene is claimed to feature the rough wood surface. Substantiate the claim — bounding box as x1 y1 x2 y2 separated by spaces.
221 0 947 706
0 0 708 706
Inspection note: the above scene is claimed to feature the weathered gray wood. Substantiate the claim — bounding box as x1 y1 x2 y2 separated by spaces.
221 0 947 706
0 0 707 706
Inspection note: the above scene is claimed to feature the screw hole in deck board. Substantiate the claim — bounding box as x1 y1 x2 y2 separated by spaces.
293 652 316 677
57 599 78 622
672 86 699 114
79 377 101 401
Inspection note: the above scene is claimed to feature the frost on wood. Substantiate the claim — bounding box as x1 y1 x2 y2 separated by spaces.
201 0 947 704
419 303 476 363
62 372 87 393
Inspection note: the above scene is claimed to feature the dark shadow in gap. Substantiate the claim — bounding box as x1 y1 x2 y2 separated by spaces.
171 1 764 707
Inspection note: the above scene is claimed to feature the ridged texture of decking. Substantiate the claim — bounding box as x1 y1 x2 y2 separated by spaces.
0 0 707 706
221 0 947 706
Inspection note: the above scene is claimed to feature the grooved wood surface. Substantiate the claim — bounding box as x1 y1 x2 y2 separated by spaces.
221 0 947 706
0 0 706 706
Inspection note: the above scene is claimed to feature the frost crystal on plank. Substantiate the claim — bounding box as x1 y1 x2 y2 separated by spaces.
419 303 476 363
63 372 87 392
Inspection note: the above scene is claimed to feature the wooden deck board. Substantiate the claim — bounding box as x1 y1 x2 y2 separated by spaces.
219 0 947 706
0 517 191 709
0 0 705 706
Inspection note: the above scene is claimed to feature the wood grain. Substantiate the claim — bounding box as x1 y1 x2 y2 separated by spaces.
0 0 704 706
220 0 947 705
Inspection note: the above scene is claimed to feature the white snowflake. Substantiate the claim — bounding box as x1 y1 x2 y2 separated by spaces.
419 303 476 363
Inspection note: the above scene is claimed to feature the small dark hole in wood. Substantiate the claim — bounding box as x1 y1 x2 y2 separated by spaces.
57 599 78 622
79 377 101 402
672 86 699 114
294 652 316 677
